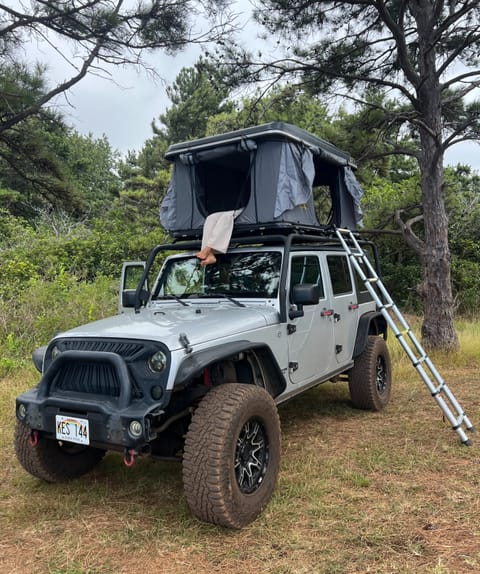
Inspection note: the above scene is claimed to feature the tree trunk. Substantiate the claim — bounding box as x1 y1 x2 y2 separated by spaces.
415 89 458 349
417 136 459 351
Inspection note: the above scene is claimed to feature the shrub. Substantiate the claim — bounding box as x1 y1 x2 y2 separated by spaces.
0 274 117 370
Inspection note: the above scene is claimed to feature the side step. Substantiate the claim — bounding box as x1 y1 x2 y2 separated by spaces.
335 227 475 445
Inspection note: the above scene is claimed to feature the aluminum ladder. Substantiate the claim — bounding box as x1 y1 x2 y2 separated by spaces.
335 226 475 445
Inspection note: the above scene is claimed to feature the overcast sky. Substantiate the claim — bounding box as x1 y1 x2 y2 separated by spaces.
54 47 200 154
44 5 480 171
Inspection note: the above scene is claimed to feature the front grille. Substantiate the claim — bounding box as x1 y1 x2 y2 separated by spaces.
53 361 121 397
47 338 166 401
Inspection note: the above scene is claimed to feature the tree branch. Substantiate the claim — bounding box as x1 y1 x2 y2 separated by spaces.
394 209 425 259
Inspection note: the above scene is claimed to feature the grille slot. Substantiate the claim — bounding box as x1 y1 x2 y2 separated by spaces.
53 361 121 397
61 339 143 358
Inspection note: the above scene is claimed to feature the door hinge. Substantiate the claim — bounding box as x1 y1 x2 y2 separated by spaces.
287 324 296 335
335 345 343 354
289 362 299 371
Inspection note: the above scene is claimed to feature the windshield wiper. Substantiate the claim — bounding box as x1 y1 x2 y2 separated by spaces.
215 293 246 307
156 294 189 306
187 292 245 308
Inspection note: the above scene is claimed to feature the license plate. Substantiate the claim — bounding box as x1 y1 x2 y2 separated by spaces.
55 415 90 446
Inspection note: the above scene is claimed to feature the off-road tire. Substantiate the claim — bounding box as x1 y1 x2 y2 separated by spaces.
182 383 281 529
349 335 392 411
14 420 106 482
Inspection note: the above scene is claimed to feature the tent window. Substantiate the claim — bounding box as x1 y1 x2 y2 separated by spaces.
313 185 333 224
195 151 252 216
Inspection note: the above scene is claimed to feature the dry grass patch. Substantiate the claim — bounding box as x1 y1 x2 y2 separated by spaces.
1 323 480 574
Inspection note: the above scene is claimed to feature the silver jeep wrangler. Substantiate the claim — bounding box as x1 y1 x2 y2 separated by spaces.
15 124 391 528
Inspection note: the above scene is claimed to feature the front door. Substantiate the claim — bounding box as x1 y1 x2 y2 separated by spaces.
287 254 335 384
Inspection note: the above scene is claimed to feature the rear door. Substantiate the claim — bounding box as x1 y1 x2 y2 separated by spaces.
325 254 359 364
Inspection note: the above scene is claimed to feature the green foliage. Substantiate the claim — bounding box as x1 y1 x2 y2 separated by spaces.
0 274 117 373
0 112 81 218
47 130 122 219
156 59 235 144
206 84 332 136
0 66 122 220
451 258 480 316
0 61 47 117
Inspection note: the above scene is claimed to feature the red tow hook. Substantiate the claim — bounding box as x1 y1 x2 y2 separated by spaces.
123 448 138 468
28 430 39 447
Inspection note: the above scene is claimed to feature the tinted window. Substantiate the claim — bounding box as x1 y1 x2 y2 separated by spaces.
290 256 324 299
327 255 353 295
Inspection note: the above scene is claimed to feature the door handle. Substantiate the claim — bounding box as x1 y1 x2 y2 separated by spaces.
321 309 334 317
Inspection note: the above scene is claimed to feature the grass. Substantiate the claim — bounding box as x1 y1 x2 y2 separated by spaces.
1 320 480 574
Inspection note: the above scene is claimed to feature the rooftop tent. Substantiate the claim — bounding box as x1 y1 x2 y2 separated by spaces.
160 122 364 236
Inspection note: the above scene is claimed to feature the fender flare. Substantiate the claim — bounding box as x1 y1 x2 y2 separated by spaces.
352 311 388 359
173 340 286 397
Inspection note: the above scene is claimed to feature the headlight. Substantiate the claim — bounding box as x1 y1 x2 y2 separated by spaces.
148 350 167 373
51 345 62 360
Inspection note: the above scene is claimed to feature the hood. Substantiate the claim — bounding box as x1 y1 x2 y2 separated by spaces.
56 303 280 351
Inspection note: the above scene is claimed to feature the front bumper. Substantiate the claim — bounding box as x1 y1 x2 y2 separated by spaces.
16 350 168 451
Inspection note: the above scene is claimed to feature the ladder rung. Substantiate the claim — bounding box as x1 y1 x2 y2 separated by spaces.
413 355 427 367
431 381 446 397
395 329 411 339
452 419 465 430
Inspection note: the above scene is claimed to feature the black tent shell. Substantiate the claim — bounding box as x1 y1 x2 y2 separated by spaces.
165 122 356 168
160 122 364 237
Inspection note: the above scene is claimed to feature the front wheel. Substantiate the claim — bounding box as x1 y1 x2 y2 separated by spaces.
182 383 281 528
348 335 392 411
14 420 106 482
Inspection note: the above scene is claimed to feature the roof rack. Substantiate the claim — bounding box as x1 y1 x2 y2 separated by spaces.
171 222 340 242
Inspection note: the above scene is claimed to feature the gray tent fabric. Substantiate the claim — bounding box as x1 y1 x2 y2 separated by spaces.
343 166 364 227
233 141 320 227
160 122 364 235
274 143 315 218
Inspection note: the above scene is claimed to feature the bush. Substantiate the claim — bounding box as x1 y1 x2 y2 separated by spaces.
0 274 117 371
452 258 480 316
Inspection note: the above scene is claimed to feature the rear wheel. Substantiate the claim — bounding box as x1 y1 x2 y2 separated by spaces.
14 420 106 482
349 335 392 411
182 383 281 528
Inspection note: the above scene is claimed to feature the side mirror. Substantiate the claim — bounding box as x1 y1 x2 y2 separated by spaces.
119 262 147 313
289 284 320 319
121 289 149 308
32 345 48 373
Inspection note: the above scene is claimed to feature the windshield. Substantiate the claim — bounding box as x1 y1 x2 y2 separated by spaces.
153 251 282 299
